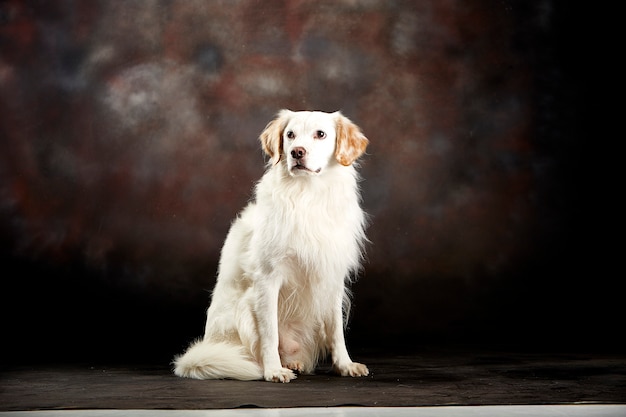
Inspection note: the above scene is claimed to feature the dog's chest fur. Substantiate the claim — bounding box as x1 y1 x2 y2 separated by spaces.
250 162 365 280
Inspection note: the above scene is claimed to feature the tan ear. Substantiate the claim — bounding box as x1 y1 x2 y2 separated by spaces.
334 112 369 166
259 109 292 165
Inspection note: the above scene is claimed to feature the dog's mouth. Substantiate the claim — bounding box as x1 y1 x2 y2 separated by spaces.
291 162 321 174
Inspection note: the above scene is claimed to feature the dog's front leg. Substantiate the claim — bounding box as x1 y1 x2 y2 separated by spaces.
329 292 369 378
254 275 297 383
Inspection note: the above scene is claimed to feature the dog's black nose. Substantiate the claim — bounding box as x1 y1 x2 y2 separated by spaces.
291 147 306 160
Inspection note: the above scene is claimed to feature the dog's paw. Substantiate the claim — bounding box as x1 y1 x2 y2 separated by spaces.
333 361 369 377
283 360 306 373
264 367 297 383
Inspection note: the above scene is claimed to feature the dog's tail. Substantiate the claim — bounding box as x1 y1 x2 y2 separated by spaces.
173 340 263 381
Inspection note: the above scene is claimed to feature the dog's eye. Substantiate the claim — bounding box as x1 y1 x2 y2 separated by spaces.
316 130 326 139
286 131 295 139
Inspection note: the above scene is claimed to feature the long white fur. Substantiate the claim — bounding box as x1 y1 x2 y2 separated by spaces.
173 110 369 382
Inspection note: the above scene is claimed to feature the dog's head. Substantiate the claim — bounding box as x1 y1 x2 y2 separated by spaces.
260 110 369 176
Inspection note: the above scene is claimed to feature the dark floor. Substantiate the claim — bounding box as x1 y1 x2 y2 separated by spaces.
2 347 625 411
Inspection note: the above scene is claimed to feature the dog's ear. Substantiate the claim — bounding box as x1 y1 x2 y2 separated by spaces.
260 109 292 165
334 112 369 166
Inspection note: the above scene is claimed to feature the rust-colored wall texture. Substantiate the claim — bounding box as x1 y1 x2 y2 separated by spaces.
0 1 615 362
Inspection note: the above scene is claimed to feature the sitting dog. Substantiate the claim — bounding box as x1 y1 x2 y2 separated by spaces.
173 110 370 382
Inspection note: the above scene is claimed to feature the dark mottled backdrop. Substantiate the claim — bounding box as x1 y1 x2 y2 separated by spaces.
0 1 617 363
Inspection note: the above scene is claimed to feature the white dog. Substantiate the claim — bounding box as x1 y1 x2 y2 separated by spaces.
173 110 370 383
